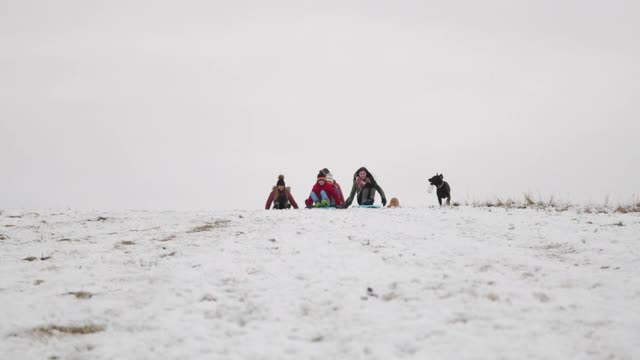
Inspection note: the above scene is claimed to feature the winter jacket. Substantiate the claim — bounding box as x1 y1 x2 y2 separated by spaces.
305 181 343 207
343 179 386 207
330 181 345 204
265 187 299 209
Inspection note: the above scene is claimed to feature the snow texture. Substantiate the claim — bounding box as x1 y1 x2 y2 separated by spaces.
1 207 639 359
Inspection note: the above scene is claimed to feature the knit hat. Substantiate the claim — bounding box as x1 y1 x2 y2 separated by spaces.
317 171 326 181
276 174 285 186
326 173 334 183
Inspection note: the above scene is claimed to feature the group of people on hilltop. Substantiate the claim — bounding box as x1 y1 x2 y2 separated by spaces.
265 167 386 210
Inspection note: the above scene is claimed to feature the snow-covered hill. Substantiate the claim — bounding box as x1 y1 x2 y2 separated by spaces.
1 207 639 359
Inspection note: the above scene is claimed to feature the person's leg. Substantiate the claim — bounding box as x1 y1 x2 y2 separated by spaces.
360 188 373 205
310 192 326 207
364 188 377 205
319 191 330 206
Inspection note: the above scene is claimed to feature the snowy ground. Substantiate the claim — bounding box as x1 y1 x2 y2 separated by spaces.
1 207 639 359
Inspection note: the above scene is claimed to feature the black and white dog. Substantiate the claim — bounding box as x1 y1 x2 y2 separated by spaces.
428 173 451 206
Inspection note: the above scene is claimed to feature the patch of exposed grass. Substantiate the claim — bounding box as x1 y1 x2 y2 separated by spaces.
160 251 177 258
85 216 109 222
523 193 536 206
0 234 8 240
66 291 94 299
29 324 105 337
188 219 230 233
159 234 176 242
615 202 640 213
189 224 215 233
23 256 38 262
533 292 550 303
200 294 217 302
473 194 572 212
120 240 135 246
310 335 324 342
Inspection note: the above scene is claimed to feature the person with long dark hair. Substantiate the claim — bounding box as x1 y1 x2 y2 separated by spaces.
342 167 386 208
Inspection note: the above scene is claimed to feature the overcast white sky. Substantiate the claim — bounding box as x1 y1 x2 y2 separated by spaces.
1 0 638 210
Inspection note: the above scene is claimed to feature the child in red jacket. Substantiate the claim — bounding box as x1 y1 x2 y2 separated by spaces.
305 171 343 208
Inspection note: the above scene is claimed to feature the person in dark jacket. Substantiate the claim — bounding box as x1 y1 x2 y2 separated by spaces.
265 175 299 209
342 166 386 208
305 171 343 208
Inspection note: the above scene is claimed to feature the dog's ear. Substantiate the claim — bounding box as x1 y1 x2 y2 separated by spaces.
439 174 444 179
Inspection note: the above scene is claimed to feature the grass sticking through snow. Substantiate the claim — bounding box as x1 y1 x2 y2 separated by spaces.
28 324 105 337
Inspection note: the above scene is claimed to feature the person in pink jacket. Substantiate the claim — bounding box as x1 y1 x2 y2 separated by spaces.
305 171 343 208
265 175 299 209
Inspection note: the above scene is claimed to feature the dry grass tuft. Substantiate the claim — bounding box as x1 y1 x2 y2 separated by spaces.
523 193 536 206
200 294 217 302
615 202 640 213
23 256 38 262
120 240 135 246
311 335 324 342
159 234 176 242
29 324 105 337
66 291 94 299
0 234 9 241
188 219 231 233
473 194 572 212
189 224 215 233
160 251 177 258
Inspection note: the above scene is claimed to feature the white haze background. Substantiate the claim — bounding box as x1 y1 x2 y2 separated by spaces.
1 0 639 210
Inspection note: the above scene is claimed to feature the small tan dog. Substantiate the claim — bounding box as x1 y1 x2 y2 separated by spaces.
387 197 400 208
